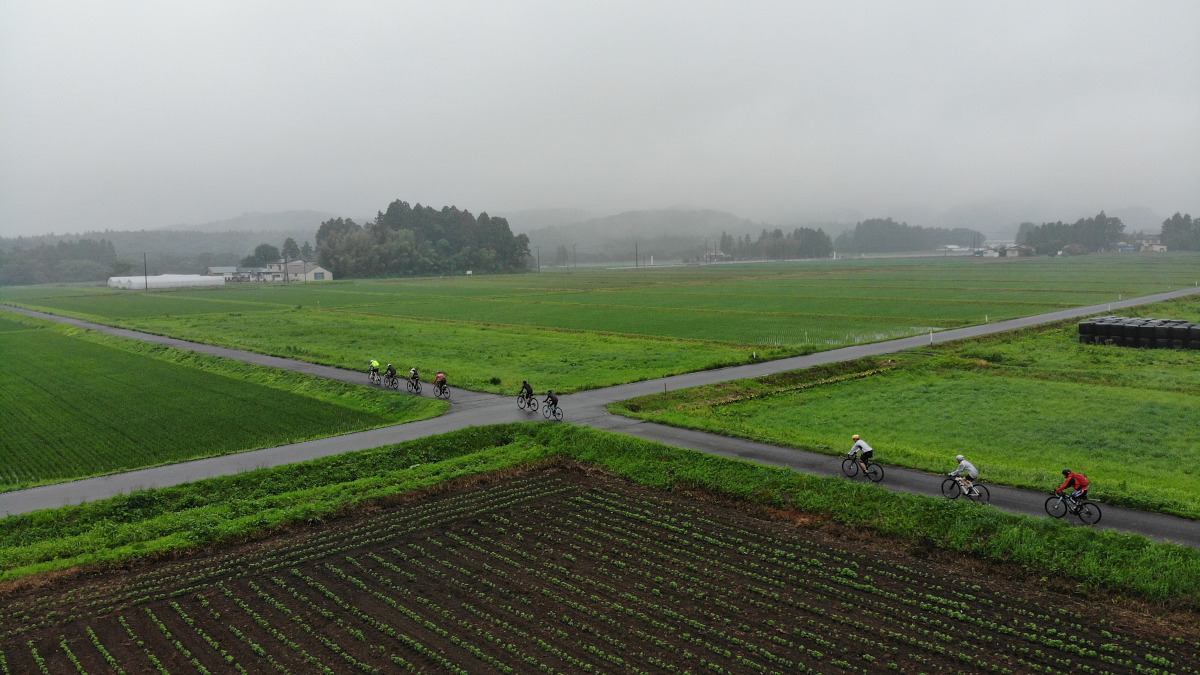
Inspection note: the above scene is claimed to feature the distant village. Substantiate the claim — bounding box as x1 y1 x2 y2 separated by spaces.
107 259 332 290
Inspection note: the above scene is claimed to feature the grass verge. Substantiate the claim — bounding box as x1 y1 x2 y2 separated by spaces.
1 423 1197 604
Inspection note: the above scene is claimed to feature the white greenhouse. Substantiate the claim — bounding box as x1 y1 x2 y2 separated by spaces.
107 274 226 290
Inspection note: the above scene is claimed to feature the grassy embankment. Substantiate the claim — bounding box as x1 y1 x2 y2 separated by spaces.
4 254 1198 393
0 310 447 491
611 295 1200 519
1 423 1197 604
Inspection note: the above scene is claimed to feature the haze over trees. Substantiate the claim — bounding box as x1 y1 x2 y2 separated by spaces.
1017 211 1127 255
314 200 530 278
718 227 833 260
833 218 985 254
1162 213 1199 251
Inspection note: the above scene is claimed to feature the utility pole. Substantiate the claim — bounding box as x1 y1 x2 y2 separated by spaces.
143 252 148 290
635 241 638 269
283 255 289 283
573 244 577 268
535 246 540 272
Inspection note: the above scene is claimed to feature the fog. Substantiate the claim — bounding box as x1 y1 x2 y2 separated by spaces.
1 1 1197 239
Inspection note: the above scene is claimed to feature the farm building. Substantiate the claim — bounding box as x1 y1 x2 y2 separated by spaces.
107 274 226 290
263 260 333 282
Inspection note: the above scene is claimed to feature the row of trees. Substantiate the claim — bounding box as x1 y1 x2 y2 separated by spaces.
239 238 314 267
0 238 121 285
314 201 530 278
1016 211 1126 255
1162 213 1199 251
718 227 833 260
832 218 985 254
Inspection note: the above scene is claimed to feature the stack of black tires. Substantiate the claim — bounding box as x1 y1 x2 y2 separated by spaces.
1079 316 1200 349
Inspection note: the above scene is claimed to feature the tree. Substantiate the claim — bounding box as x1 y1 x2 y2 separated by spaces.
282 237 301 260
300 241 313 260
240 243 281 267
1162 213 1198 251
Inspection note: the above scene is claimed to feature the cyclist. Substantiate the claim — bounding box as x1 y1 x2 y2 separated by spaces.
385 363 397 380
544 389 559 415
368 359 380 376
1056 469 1090 508
434 370 447 390
948 454 979 492
519 380 534 404
846 434 873 474
409 366 420 384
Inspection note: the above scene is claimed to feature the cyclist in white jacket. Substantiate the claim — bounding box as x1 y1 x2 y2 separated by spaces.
846 435 873 473
948 454 979 490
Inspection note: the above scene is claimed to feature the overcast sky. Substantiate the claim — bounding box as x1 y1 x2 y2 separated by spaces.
2 1 1197 238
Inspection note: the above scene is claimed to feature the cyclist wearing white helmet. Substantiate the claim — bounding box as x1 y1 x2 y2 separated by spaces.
846 434 873 473
948 454 979 490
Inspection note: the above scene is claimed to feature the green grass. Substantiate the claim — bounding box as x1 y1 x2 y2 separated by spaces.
1 423 1197 604
3 254 1199 392
610 295 1200 519
0 310 447 491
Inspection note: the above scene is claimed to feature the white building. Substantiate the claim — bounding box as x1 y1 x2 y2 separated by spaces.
264 260 333 281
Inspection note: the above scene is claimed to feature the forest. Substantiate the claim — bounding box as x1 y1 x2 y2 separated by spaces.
314 200 530 278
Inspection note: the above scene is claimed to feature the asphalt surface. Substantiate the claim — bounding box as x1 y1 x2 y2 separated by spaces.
3 285 1199 550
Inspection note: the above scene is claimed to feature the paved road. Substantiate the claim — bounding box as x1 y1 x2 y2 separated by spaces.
3 286 1199 549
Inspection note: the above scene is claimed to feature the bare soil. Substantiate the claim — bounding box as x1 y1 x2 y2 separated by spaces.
1 465 1197 674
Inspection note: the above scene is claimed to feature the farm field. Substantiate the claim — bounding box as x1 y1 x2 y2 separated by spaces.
1 466 1197 674
0 310 447 492
611 295 1200 519
2 254 1198 393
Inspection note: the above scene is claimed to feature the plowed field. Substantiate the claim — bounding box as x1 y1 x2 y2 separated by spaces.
1 468 1196 674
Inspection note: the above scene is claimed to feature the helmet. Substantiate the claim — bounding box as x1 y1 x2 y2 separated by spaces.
852 435 860 441
955 455 964 462
1062 469 1071 476
387 363 392 368
522 380 528 384
547 389 553 394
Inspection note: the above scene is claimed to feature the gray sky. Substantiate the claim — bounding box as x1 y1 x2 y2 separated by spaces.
2 1 1198 238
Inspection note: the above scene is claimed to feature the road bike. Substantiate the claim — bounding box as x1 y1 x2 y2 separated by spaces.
542 402 564 421
433 381 450 399
1045 491 1102 525
517 394 539 411
941 475 990 504
406 378 422 394
841 455 884 482
367 368 382 385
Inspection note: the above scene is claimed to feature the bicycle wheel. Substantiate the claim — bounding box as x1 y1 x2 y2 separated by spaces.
391 377 400 390
406 380 415 393
841 458 859 478
1075 501 1102 525
865 463 884 483
437 384 450 399
529 397 538 411
1045 496 1067 518
414 381 422 394
542 404 552 419
941 478 961 499
966 484 990 504
552 406 563 421
517 395 527 410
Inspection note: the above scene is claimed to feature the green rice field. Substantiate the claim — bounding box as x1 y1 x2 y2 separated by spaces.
0 311 447 492
611 295 1200 519
3 254 1198 393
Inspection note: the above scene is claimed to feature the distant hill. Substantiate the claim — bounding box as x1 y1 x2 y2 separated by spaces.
161 210 337 233
495 208 594 234
522 209 764 263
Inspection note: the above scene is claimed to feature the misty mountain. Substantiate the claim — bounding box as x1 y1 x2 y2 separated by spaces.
496 208 594 235
160 210 337 233
524 209 771 263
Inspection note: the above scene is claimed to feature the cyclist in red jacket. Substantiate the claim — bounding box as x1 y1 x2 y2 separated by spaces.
1056 469 1090 504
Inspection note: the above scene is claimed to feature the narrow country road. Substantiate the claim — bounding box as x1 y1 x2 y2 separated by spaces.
3 285 1199 550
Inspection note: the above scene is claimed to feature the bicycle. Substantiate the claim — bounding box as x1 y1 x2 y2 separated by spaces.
433 381 450 399
383 373 401 390
841 454 884 482
517 394 539 411
941 475 990 504
1045 491 1102 525
367 368 382 385
542 402 564 421
406 378 422 394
